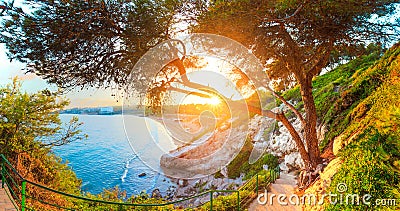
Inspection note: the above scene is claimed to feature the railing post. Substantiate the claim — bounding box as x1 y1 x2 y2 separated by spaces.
269 169 272 182
210 191 213 211
21 180 26 211
256 172 259 194
278 166 280 178
1 161 4 188
237 191 240 211
271 169 275 182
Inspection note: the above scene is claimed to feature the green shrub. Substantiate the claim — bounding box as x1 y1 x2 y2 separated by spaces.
327 131 400 211
226 137 278 179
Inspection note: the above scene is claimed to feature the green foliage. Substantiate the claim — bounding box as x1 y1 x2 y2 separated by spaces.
243 154 278 180
0 0 182 88
1 79 63 154
327 131 400 211
197 170 275 210
0 78 85 209
71 188 173 211
198 190 249 211
281 85 301 103
226 137 278 179
320 44 399 149
324 43 400 210
225 137 253 179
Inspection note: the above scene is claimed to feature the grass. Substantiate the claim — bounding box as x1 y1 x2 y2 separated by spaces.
325 44 400 210
225 137 278 179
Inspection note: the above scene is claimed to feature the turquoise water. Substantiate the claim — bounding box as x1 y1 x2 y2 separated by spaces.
54 114 173 196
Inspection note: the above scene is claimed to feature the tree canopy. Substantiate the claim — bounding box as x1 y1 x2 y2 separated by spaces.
193 0 399 171
194 0 400 90
1 0 399 175
1 0 183 88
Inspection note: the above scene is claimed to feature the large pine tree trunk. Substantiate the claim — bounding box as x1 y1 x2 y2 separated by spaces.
300 78 321 169
261 109 313 171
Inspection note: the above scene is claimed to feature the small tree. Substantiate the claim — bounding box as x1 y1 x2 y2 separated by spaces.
0 78 86 158
0 78 85 205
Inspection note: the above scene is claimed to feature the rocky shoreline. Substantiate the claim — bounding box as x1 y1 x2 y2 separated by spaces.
150 105 325 206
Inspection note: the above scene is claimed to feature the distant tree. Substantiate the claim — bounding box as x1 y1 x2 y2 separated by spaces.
193 0 400 174
0 78 86 159
0 78 85 208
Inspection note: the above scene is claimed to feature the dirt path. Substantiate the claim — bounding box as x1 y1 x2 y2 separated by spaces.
0 182 18 210
248 173 302 211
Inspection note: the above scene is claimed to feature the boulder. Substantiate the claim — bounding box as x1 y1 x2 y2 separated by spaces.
220 166 228 177
178 179 188 187
151 189 162 199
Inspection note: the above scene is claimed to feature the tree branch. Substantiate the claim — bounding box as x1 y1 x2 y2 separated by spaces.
168 86 213 99
248 103 311 170
171 58 223 97
308 40 334 77
263 0 310 22
263 85 306 126
269 110 311 170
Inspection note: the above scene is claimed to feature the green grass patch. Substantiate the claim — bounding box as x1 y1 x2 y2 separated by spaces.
226 138 278 179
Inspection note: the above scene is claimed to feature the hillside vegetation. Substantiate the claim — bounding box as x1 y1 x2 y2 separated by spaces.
289 43 400 210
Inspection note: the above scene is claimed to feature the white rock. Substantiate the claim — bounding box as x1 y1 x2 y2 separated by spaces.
220 166 228 177
284 152 304 169
279 162 290 173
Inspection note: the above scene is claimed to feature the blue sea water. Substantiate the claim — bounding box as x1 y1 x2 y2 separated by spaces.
54 114 173 197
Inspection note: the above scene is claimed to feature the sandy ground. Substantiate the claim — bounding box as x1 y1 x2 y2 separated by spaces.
150 113 221 147
0 182 18 210
248 173 302 211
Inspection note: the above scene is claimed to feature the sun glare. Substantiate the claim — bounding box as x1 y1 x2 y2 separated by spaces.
206 96 221 105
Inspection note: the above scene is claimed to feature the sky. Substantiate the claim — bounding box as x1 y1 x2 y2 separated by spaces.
0 44 122 108
0 44 240 108
0 0 122 108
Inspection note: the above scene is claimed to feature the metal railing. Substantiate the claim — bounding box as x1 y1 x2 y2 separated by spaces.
0 154 279 210
237 166 280 207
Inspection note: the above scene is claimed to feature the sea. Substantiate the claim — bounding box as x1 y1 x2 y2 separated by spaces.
53 114 174 197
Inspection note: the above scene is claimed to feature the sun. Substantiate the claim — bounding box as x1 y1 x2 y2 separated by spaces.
206 96 221 106
178 94 222 106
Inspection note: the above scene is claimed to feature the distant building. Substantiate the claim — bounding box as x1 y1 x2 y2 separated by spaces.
99 106 114 115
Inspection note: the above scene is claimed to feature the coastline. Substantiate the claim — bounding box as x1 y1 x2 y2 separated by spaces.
145 113 250 205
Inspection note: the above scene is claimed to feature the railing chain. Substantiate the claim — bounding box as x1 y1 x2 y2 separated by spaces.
0 154 280 211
